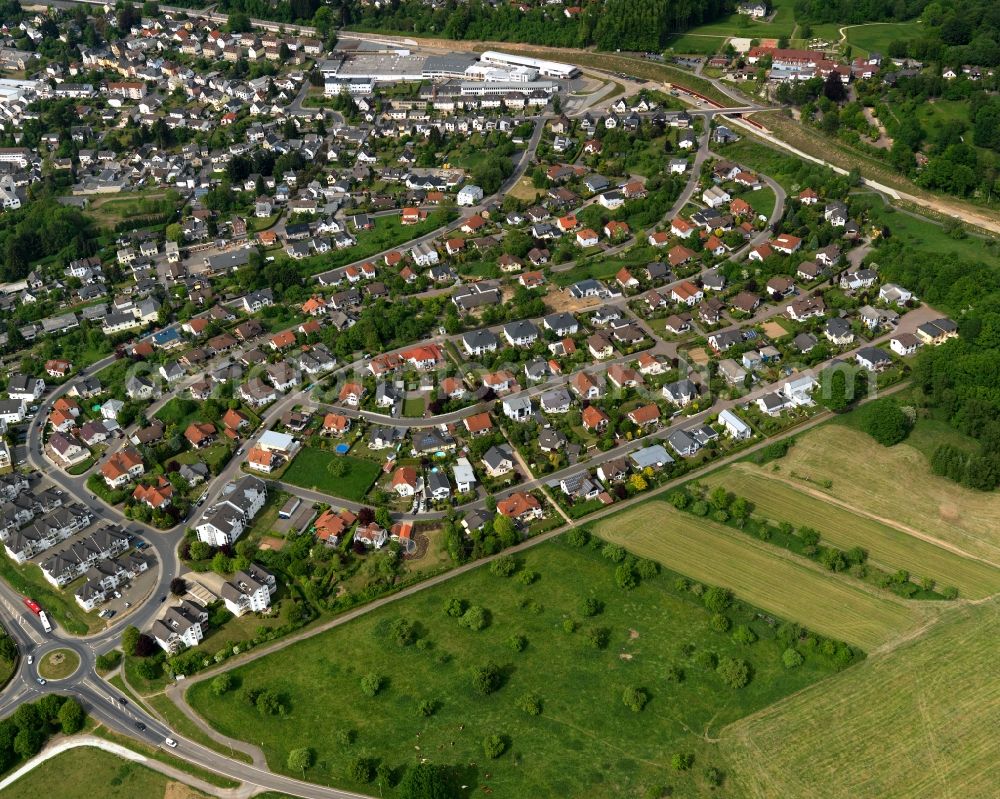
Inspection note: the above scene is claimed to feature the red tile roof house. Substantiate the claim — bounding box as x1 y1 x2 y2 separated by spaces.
497 492 543 522
582 405 610 432
391 466 422 497
440 376 466 399
321 413 351 436
269 330 296 350
314 507 357 546
648 231 670 247
463 412 494 436
576 228 600 248
627 403 661 427
339 382 365 407
671 280 704 306
133 476 174 509
184 422 217 449
400 344 444 370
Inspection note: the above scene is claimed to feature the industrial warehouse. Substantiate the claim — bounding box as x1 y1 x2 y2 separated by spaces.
321 42 578 96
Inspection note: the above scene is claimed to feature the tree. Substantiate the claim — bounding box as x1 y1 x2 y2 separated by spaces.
489 554 517 577
459 605 489 631
516 692 541 715
703 586 732 613
471 661 502 695
287 747 314 775
716 657 752 688
823 70 846 102
169 577 187 596
121 625 141 656
782 648 804 668
615 563 638 590
483 733 508 759
361 673 384 697
13 727 43 760
211 673 234 696
397 762 454 799
858 399 911 446
622 686 649 712
57 698 84 734
492 514 516 543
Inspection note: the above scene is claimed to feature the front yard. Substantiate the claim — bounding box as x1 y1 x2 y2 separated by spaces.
281 447 382 503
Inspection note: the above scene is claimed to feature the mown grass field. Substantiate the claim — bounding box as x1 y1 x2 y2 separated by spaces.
701 466 1000 599
593 503 925 650
187 539 847 799
844 21 924 58
281 447 381 502
763 425 1000 565
3 746 209 799
719 599 1000 798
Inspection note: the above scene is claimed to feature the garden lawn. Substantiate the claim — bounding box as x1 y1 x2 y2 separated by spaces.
593 503 924 651
760 424 1000 565
701 465 1000 599
281 447 380 502
2 746 209 799
720 599 1000 799
187 538 847 799
154 397 202 429
293 211 456 278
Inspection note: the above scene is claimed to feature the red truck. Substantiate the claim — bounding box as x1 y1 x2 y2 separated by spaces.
23 597 41 615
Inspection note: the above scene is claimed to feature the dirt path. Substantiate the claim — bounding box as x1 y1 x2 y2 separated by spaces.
733 465 1000 570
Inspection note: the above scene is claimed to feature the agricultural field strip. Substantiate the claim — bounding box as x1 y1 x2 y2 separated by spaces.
718 600 1000 799
772 426 1000 565
593 503 926 651
702 466 1000 599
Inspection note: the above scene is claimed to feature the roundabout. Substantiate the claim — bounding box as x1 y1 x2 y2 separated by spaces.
37 649 81 681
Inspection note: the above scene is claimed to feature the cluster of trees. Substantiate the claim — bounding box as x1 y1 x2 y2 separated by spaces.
0 201 95 282
792 0 928 25
0 696 85 772
876 240 1000 490
346 0 731 52
857 399 913 446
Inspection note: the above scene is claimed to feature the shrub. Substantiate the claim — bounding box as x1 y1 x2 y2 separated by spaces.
636 558 659 580
942 586 959 600
663 664 684 683
586 627 610 649
516 569 539 585
507 634 527 652
580 597 603 617
444 597 467 617
335 729 356 747
622 686 649 712
482 733 508 759
690 500 709 516
615 563 638 590
705 766 724 786
731 625 758 645
471 661 502 695
95 651 122 672
565 528 590 547
351 756 375 783
211 673 234 696
602 543 626 562
490 555 518 577
710 613 731 633
703 586 732 613
459 605 490 631
562 618 578 633
782 648 804 669
516 692 541 716
390 618 417 647
361 673 385 697
287 747 314 774
418 699 437 717
716 657 752 689
671 753 693 771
